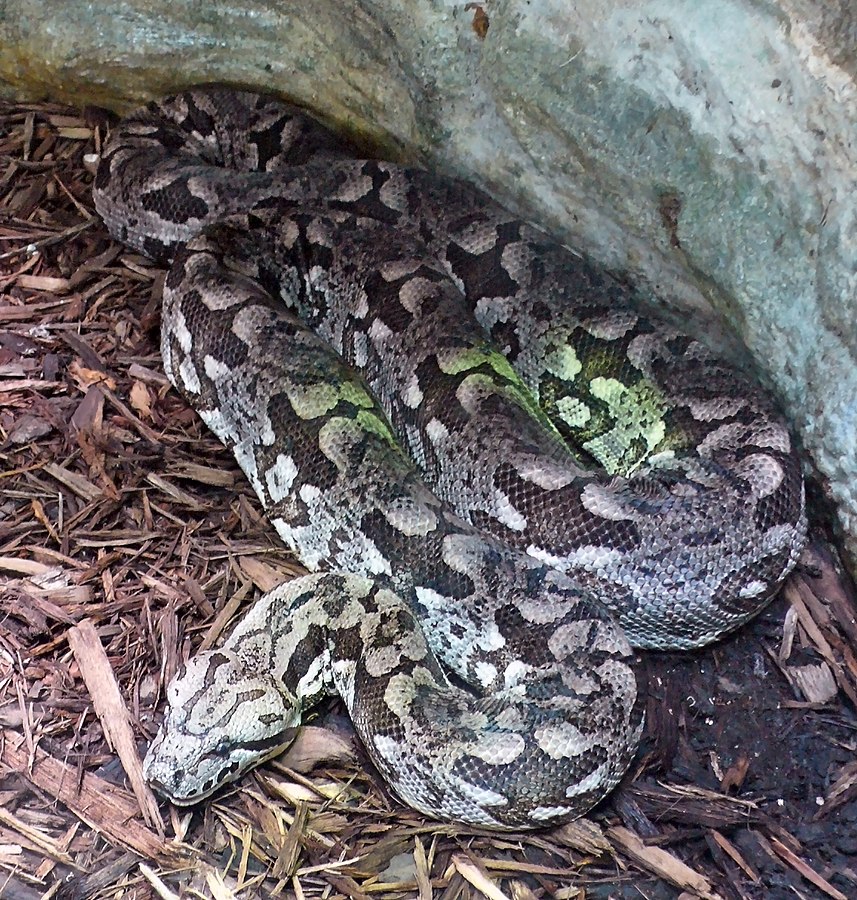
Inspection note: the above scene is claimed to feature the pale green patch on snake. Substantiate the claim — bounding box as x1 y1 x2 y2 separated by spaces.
290 378 395 444
544 344 583 382
437 344 520 381
555 396 592 430
356 409 397 445
583 377 668 476
288 381 345 419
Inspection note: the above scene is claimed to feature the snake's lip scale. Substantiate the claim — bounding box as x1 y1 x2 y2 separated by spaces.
93 86 806 829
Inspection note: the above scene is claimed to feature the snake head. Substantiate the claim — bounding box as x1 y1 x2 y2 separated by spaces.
143 649 301 805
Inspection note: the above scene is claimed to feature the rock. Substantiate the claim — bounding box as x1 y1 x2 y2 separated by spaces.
1 1 855 567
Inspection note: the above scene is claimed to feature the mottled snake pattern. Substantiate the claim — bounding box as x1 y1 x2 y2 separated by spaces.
93 88 807 829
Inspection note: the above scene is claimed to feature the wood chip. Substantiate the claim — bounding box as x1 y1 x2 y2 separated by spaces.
608 827 722 899
0 730 172 862
42 461 102 501
67 620 163 830
451 853 511 900
768 835 849 900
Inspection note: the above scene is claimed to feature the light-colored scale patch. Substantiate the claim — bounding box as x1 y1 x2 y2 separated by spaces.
269 482 348 570
473 660 498 688
165 303 193 354
352 330 369 367
378 176 408 213
268 215 300 249
402 420 428 471
493 705 526 730
360 603 428 671
332 530 392 577
696 421 750 455
437 344 519 381
453 219 499 255
414 583 506 661
534 720 590 760
501 659 533 691
544 662 603 698
492 489 527 531
448 773 509 814
565 761 612 798
186 174 228 210
202 353 277 443
425 417 449 444
544 344 582 381
746 418 793 453
317 416 394 473
379 258 423 283
596 658 641 706
352 287 370 319
382 496 437 537
760 521 807 566
355 410 397 446
467 731 526 765
438 534 503 585
688 396 747 421
307 264 333 304
644 448 678 469
382 669 431 720
328 173 374 204
402 372 423 409
555 396 591 429
287 379 344 420
305 216 338 249
512 455 581 489
363 634 423 679
457 709 490 732
198 408 266 501
177 355 202 394
529 805 577 822
330 658 358 707
583 312 637 341
738 580 769 599
397 275 445 316
328 586 375 631
455 370 558 443
579 482 642 523
733 453 784 497
295 647 332 703
500 240 532 284
472 294 515 333
264 453 299 503
527 538 625 574
511 589 576 627
339 379 381 411
583 376 667 475
368 316 394 353
288 381 384 428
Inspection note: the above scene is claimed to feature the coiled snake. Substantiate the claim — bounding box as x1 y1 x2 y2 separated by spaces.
93 87 807 829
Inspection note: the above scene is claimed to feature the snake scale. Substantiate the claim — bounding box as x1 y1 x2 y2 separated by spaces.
92 87 807 829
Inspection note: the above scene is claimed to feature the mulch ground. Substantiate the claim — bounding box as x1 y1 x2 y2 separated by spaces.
1 96 856 900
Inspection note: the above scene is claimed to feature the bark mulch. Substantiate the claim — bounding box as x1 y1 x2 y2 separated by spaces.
1 97 856 900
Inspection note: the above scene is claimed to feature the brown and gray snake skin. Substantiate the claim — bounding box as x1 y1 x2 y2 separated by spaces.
92 87 807 829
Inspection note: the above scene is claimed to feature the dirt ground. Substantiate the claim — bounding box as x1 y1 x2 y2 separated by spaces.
0 96 855 900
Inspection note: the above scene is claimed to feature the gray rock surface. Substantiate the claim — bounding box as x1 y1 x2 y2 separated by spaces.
1 0 855 567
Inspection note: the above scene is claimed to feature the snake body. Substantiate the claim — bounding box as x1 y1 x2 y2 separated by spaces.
93 87 807 829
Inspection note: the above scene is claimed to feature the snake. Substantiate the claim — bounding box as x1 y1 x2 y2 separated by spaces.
92 87 807 830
